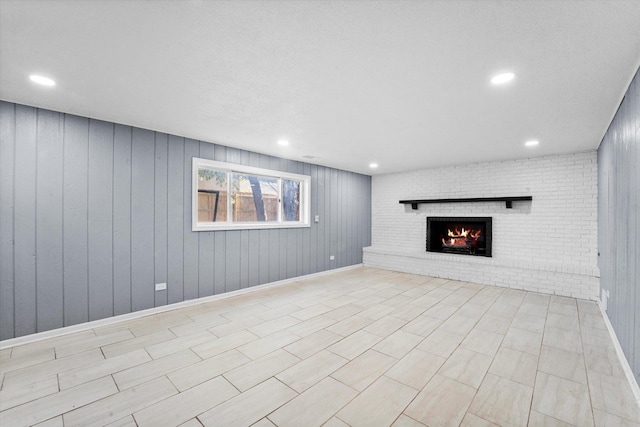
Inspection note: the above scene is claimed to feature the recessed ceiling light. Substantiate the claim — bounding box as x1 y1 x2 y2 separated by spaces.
369 163 378 168
525 140 539 147
491 72 515 85
29 75 56 87
277 139 289 146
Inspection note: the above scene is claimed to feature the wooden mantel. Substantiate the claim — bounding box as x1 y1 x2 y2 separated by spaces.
399 196 533 210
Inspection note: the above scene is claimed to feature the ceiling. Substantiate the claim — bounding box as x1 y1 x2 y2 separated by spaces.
1 1 639 175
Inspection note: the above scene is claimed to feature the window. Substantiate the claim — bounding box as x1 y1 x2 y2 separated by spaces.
192 158 310 231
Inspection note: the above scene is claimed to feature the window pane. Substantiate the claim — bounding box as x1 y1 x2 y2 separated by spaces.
282 179 301 221
231 173 279 222
197 168 227 222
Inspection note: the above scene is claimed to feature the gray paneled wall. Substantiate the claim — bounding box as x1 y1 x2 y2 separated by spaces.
0 101 372 340
597 67 639 384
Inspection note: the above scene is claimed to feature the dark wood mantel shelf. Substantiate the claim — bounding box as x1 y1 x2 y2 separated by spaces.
399 196 533 210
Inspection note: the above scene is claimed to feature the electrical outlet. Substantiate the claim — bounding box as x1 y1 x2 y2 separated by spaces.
314 215 320 223
330 255 335 260
155 282 167 291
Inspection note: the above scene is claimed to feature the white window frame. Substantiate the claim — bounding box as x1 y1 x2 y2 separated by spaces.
192 157 311 231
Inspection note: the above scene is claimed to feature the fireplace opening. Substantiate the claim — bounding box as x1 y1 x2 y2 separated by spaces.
427 217 492 257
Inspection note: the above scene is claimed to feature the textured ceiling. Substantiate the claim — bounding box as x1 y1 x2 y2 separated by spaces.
1 0 639 175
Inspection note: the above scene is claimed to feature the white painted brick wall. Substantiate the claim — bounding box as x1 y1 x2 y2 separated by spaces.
364 151 599 299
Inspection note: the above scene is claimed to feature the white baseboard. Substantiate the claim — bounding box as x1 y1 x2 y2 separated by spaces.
596 298 640 407
0 264 363 350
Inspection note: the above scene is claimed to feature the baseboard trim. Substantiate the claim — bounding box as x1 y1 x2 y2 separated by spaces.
596 298 640 407
0 264 363 350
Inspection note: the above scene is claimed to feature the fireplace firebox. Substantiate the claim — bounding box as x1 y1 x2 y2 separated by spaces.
426 217 492 257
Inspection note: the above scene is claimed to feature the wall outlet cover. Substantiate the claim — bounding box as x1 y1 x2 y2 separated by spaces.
155 283 167 291
330 255 335 260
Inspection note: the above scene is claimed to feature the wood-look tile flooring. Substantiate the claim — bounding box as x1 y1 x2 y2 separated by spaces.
1 267 639 427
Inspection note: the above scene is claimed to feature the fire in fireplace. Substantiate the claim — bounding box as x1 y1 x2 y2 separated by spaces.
426 217 492 257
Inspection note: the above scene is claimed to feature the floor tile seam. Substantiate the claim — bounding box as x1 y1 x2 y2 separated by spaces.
1 348 106 385
58 353 152 391
595 408 640 425
223 350 303 390
436 310 512 408
527 297 551 426
167 351 239 389
327 344 404 386
112 347 202 391
391 412 427 426
220 372 246 394
13 330 100 358
51 332 138 359
254 377 307 425
533 410 583 426
100 329 179 356
463 410 502 427
575 298 598 427
0 375 60 412
62 375 180 425
0 355 57 377
268 378 360 426
3 346 54 362
401 372 477 427
334 374 418 426
285 340 345 361
50 376 124 423
173 318 231 334
190 338 251 360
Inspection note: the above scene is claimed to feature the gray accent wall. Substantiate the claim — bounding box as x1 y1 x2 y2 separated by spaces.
0 101 372 340
598 68 639 384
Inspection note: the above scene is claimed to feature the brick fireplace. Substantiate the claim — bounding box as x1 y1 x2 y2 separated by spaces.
364 151 599 300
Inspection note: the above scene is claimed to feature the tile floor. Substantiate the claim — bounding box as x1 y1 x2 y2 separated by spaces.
1 267 639 427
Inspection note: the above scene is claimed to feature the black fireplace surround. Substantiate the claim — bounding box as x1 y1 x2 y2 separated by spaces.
426 217 492 257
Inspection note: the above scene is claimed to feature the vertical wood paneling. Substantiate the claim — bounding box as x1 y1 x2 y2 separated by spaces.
302 163 311 276
213 144 227 295
225 147 249 292
198 142 215 297
62 115 89 326
278 159 288 280
13 105 38 336
310 165 318 274
240 230 249 289
268 156 280 283
154 133 168 307
183 138 200 300
87 120 114 321
36 109 64 331
239 150 251 289
1 101 372 339
598 68 640 384
248 152 261 287
131 128 155 311
296 162 305 277
226 231 241 292
0 103 15 339
330 169 339 269
167 135 184 304
113 124 132 315
225 148 242 291
350 173 357 264
317 166 326 272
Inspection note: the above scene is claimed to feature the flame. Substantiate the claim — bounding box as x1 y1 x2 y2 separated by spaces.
441 227 482 249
